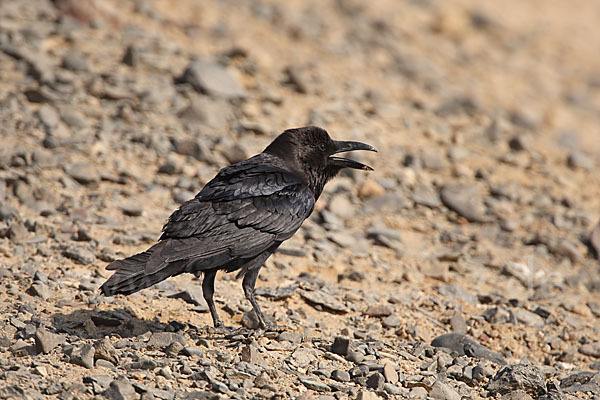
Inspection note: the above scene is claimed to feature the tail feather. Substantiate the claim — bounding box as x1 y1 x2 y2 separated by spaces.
100 250 184 296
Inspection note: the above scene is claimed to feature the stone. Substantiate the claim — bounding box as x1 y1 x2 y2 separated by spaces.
28 282 50 300
8 222 28 244
241 344 264 364
331 369 350 382
62 50 88 71
431 333 506 365
121 204 143 217
180 60 247 99
168 287 206 307
365 304 393 317
37 104 60 131
590 220 600 259
331 336 351 356
514 309 545 328
383 363 398 384
300 378 330 392
147 332 186 349
62 246 95 265
347 351 365 364
438 284 477 306
358 179 385 199
430 380 461 400
440 183 486 222
567 151 594 170
0 205 19 221
382 314 402 328
299 290 348 313
486 364 546 396
104 379 137 400
70 344 95 369
94 338 119 365
328 194 355 220
356 391 380 400
579 342 600 358
35 328 65 354
65 163 101 185
366 372 385 390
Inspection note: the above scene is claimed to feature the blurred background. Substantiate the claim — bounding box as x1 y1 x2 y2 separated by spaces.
1 0 600 398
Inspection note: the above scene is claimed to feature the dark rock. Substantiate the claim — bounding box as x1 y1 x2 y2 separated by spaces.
331 336 350 356
179 60 247 99
241 344 264 364
122 45 140 67
440 183 487 222
174 138 212 162
486 364 546 396
431 333 506 365
121 204 143 217
366 372 385 390
35 328 65 354
28 282 50 300
560 371 600 393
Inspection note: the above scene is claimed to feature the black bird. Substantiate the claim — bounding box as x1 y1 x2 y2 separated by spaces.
100 126 376 329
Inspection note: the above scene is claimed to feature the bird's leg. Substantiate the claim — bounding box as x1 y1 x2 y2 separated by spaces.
202 270 223 328
242 268 269 329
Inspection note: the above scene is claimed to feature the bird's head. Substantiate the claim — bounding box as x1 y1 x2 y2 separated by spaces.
264 126 377 197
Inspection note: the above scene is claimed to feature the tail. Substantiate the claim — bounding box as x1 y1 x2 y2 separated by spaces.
99 250 184 296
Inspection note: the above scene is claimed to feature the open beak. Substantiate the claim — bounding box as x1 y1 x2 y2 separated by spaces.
329 140 377 171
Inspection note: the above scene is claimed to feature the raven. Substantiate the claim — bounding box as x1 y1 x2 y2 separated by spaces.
100 126 376 329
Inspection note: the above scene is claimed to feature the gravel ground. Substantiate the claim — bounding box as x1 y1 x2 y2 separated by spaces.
1 0 600 399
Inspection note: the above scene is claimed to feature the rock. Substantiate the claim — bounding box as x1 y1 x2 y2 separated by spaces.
122 44 140 67
331 369 350 382
62 50 88 71
421 148 447 170
431 333 506 365
382 314 402 328
70 344 95 369
121 203 143 217
28 282 50 300
567 151 594 170
174 138 212 162
500 390 534 400
300 378 330 392
347 351 365 364
168 287 206 307
356 390 380 400
430 380 461 400
366 372 385 390
514 309 545 328
241 344 264 364
37 104 60 131
94 338 119 365
8 221 28 244
328 194 355 219
179 60 247 99
440 183 486 222
486 364 546 396
358 179 385 199
222 143 248 164
412 183 442 207
62 246 96 265
438 284 477 306
65 163 101 185
590 220 600 259
331 336 350 356
35 328 65 354
560 371 600 393
104 378 137 400
383 362 399 384
146 332 186 349
449 313 468 334
579 342 600 358
0 205 19 221
299 290 348 313
364 304 393 317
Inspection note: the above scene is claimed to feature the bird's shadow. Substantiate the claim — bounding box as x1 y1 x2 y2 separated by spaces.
50 308 187 340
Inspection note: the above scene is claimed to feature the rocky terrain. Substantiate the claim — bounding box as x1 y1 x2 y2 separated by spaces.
1 0 600 399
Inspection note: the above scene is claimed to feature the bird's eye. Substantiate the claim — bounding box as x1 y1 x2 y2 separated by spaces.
318 143 327 152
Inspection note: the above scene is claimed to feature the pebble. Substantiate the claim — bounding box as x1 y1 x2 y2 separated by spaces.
430 380 461 400
358 179 385 199
70 344 95 369
331 369 350 382
366 372 385 390
299 290 348 313
567 151 594 170
146 332 186 349
327 194 355 219
94 338 119 365
121 204 143 217
61 50 88 71
382 314 401 328
35 328 66 354
440 183 486 222
62 246 96 265
37 104 60 131
486 364 545 396
179 59 247 99
65 163 101 185
364 304 392 317
105 378 137 400
168 287 206 307
437 284 478 306
383 362 398 384
579 342 600 358
431 333 506 365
